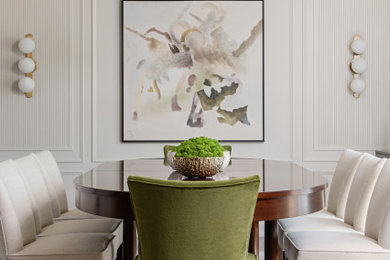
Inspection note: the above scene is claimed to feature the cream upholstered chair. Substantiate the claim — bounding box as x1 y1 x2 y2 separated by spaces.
14 154 123 252
277 150 365 250
284 158 390 260
0 160 117 260
343 153 386 231
32 150 101 220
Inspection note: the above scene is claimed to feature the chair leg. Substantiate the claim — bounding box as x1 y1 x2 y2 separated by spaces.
249 221 259 259
278 246 283 260
116 244 123 260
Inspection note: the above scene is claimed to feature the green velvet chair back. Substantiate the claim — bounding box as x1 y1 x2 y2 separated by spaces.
128 175 260 260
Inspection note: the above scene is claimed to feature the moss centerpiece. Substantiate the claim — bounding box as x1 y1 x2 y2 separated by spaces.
169 137 230 178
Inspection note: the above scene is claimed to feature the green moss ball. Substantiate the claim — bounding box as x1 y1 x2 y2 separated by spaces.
174 136 225 158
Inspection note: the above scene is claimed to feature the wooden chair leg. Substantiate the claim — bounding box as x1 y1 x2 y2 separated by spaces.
249 221 260 259
278 246 284 260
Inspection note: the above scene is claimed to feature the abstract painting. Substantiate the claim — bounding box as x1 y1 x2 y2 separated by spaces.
122 0 264 141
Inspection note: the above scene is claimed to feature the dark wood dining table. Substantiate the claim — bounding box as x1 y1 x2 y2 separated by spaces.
74 158 327 260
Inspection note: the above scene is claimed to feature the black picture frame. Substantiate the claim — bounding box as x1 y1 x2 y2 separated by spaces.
122 0 264 142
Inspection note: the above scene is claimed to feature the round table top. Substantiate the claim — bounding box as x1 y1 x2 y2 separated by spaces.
74 158 328 199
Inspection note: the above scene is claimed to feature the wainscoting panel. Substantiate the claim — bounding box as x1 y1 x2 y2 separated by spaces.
303 0 390 162
0 0 84 162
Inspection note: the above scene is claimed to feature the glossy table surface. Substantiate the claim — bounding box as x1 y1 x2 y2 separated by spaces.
74 158 327 196
74 158 328 260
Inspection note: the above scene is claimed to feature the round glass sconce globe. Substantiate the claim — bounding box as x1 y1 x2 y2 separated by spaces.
18 38 35 54
351 58 367 74
18 58 35 74
351 39 367 54
18 77 35 93
350 78 365 94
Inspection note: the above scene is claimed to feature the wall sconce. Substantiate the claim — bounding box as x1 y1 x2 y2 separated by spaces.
18 34 37 98
350 35 367 98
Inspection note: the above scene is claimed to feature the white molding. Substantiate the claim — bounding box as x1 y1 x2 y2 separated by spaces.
91 0 99 162
69 0 75 152
0 0 72 152
0 147 73 151
291 0 303 163
0 0 84 163
81 0 93 166
62 171 82 176
314 145 390 151
301 0 390 162
302 0 315 162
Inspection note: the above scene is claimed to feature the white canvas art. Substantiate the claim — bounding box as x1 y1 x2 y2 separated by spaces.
123 1 264 141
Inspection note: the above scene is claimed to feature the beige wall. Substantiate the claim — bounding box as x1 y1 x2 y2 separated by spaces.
1 0 390 206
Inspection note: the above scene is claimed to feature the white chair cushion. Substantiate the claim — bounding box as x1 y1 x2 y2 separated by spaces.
8 233 115 260
0 218 7 260
33 152 104 221
344 155 386 232
40 219 121 236
305 210 340 219
0 160 37 248
278 150 364 252
0 179 24 254
39 219 123 254
327 150 364 218
33 151 68 215
380 204 390 250
55 209 105 221
364 159 390 249
278 210 356 250
15 155 55 230
285 231 390 260
30 153 61 218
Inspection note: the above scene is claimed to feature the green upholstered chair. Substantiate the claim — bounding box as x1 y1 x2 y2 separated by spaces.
163 145 176 159
128 175 260 260
163 145 176 165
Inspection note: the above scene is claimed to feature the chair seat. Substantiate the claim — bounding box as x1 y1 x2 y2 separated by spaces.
303 209 340 219
285 231 390 260
8 233 115 260
55 209 105 221
40 219 121 236
39 219 123 253
135 252 257 260
277 210 357 250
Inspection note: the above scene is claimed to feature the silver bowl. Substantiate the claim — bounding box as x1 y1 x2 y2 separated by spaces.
167 151 230 177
